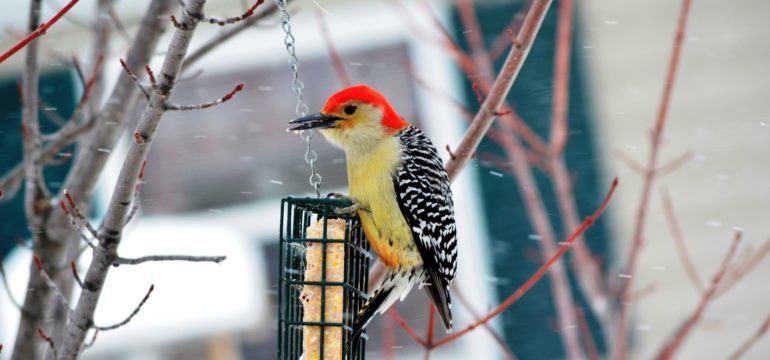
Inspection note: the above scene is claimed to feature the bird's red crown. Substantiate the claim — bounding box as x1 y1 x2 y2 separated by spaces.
322 84 410 133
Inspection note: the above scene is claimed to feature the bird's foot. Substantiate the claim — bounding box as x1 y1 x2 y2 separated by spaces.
328 194 370 215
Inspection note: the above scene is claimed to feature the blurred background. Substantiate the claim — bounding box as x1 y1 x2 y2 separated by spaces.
1 0 769 359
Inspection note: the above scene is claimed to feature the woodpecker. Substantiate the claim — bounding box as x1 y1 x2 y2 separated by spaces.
289 84 457 341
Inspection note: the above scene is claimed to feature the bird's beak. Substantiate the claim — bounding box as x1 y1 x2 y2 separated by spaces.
288 113 342 131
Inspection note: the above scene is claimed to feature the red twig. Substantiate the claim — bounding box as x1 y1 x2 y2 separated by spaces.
727 314 770 360
424 304 436 358
656 150 693 177
37 326 57 358
628 282 658 303
716 238 770 297
389 309 428 347
489 1 533 61
145 64 157 90
383 314 396 360
661 188 705 294
616 0 693 356
656 231 741 359
430 178 618 349
0 0 80 63
316 9 351 87
71 261 83 289
575 307 599 360
614 149 647 176
453 282 519 359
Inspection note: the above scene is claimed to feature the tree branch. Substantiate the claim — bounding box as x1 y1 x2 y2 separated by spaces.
113 255 226 266
444 0 553 182
428 178 617 349
11 2 175 359
656 231 741 359
93 285 154 331
0 0 81 63
615 0 693 356
59 1 218 357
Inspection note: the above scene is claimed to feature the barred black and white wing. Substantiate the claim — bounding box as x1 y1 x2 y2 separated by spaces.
393 125 457 330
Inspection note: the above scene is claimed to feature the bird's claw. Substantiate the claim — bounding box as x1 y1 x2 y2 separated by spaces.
332 196 371 215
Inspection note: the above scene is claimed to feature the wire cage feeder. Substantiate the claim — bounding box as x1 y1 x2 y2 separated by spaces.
278 197 371 359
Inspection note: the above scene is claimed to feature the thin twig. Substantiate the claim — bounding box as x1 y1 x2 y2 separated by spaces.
165 83 244 110
656 150 693 177
656 231 741 359
575 307 599 360
715 238 770 297
113 255 226 266
613 148 647 176
119 58 152 99
661 188 705 293
726 314 770 360
424 305 436 359
94 285 155 331
37 326 58 359
199 0 265 26
316 8 351 87
389 309 428 347
70 260 84 288
428 178 618 349
453 283 518 359
0 0 81 63
33 255 72 316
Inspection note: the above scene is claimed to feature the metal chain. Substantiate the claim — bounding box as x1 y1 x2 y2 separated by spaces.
276 0 322 197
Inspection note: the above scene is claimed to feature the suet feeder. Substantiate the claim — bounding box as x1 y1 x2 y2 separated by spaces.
278 197 371 359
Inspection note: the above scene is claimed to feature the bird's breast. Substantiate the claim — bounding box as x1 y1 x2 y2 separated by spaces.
346 141 422 268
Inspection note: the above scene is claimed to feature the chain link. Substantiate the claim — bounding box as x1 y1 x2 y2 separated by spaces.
276 0 322 197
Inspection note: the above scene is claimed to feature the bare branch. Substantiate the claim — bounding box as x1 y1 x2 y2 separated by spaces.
61 1 213 355
656 231 741 358
316 8 351 87
656 150 694 177
613 148 647 176
429 178 618 349
388 309 428 347
0 0 81 63
661 188 705 293
62 190 98 238
113 255 226 266
94 285 154 331
33 256 72 317
12 1 175 357
444 0 553 182
165 83 244 110
199 0 265 26
727 314 770 360
119 58 151 99
716 238 770 298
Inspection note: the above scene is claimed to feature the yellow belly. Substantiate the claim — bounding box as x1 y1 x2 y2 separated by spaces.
347 140 422 268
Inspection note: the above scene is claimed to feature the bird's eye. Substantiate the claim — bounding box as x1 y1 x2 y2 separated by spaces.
344 105 357 115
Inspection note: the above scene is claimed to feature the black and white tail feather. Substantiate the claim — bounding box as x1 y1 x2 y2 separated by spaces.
349 125 457 344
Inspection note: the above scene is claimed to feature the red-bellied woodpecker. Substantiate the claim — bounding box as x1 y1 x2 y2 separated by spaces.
289 84 457 342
